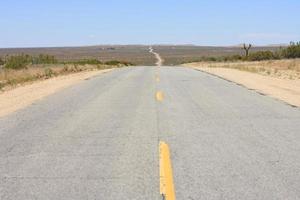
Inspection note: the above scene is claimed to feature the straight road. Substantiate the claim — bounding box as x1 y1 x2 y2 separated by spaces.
0 67 299 199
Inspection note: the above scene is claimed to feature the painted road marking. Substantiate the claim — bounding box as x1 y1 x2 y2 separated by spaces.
156 91 164 102
159 141 176 200
156 76 160 83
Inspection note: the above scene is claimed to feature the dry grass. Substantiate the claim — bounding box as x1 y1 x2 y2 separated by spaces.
0 64 119 91
184 59 300 80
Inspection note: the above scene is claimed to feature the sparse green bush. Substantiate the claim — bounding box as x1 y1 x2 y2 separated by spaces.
105 60 133 66
4 54 58 69
247 51 278 61
66 59 102 65
0 82 5 89
223 54 243 61
0 57 4 65
62 65 69 72
44 68 55 78
206 57 218 62
281 42 300 59
33 54 57 64
4 54 31 69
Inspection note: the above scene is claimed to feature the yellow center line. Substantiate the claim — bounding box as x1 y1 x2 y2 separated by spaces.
156 76 160 83
156 91 164 102
160 141 176 200
155 73 160 83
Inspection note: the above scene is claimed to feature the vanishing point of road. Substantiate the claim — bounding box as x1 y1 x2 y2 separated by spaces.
0 66 300 199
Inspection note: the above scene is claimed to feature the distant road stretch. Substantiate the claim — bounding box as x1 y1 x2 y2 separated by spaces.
0 66 299 199
149 47 163 66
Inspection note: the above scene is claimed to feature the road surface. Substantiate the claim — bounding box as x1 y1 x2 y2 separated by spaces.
149 47 163 66
0 66 300 199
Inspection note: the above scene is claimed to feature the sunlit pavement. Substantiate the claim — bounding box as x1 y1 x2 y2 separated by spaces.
1 66 299 199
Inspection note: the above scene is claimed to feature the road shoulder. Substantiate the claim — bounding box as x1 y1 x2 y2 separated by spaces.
0 69 113 117
187 66 300 107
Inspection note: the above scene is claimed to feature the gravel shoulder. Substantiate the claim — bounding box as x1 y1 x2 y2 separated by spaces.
0 69 113 117
186 66 300 107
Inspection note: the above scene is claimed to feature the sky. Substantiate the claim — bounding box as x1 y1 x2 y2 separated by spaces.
0 0 299 48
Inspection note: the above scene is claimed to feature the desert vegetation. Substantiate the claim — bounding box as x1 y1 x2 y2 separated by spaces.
0 45 155 66
0 54 133 90
184 42 300 63
183 42 300 79
242 43 252 57
0 57 4 65
152 45 280 65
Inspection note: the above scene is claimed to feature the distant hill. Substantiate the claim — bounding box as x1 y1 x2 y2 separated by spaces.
0 45 281 66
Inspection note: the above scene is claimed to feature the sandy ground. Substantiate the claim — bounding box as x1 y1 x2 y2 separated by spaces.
0 69 113 117
189 67 300 107
184 59 300 80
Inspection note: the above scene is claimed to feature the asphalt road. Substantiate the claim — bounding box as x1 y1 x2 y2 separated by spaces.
0 66 300 200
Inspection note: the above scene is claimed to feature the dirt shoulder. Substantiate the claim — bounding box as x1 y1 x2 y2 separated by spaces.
0 69 113 117
184 63 300 107
184 59 300 79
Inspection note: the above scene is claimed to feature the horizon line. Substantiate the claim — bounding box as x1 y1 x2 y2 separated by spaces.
0 43 291 49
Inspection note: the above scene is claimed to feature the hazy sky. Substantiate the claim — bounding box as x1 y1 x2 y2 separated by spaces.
0 0 299 47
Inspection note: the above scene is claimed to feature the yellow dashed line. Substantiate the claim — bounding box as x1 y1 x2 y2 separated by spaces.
155 73 160 83
156 76 160 83
156 91 164 102
160 141 176 200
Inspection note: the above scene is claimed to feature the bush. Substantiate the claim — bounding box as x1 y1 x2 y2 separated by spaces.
0 57 4 65
66 59 102 65
281 42 300 59
44 68 55 78
4 54 31 69
105 60 133 66
247 51 277 61
33 54 57 64
105 60 122 65
223 54 243 61
4 54 58 69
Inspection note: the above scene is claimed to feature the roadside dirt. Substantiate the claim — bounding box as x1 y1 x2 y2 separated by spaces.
0 69 113 117
184 59 300 80
189 67 300 107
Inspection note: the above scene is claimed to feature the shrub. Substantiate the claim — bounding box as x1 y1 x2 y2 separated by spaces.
66 59 102 65
105 60 122 65
44 68 55 78
0 57 4 65
33 54 57 64
223 54 243 61
4 54 31 69
0 82 5 89
105 60 133 66
247 51 277 61
62 65 69 72
281 42 300 58
4 54 58 69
